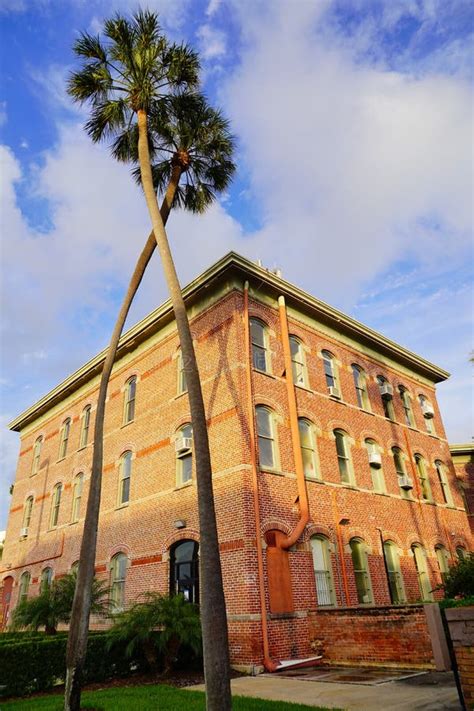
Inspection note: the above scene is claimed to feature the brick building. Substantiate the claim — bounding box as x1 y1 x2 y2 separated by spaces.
1 252 471 670
450 443 474 535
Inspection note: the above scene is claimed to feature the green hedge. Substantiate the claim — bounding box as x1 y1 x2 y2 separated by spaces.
439 596 474 609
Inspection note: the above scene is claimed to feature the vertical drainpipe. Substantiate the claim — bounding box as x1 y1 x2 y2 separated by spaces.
277 296 310 550
243 282 279 673
331 490 351 606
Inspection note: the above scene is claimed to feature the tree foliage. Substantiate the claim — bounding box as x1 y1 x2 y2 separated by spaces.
441 553 474 599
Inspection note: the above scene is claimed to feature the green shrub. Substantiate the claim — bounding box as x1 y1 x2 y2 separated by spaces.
439 595 474 609
440 553 474 599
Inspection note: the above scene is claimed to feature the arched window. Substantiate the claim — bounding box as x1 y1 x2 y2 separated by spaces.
50 483 62 528
256 406 277 469
250 319 269 373
58 419 71 459
289 336 307 386
365 439 385 492
377 376 395 420
334 429 352 484
392 447 412 497
169 539 199 603
399 386 415 427
322 351 339 397
383 541 405 604
79 405 91 448
31 436 43 476
310 536 335 606
18 572 30 604
411 544 433 601
21 496 34 537
419 394 435 434
123 376 137 424
118 451 132 505
435 460 453 506
435 545 450 583
415 454 432 501
352 365 369 410
456 546 467 560
350 539 373 604
177 350 187 394
40 567 53 594
176 424 193 485
110 553 127 611
298 419 319 480
71 473 84 522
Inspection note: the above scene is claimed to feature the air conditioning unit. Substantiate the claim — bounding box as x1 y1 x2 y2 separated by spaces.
421 402 435 419
175 437 193 454
368 451 382 468
380 383 393 400
328 386 341 399
398 475 413 490
20 527 28 538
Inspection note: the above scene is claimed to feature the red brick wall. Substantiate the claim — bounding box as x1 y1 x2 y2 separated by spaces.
445 606 474 708
309 606 434 669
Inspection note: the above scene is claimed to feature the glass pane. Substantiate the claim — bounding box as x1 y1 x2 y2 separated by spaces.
290 337 300 358
256 408 272 438
181 423 193 439
252 344 267 371
181 454 192 482
121 476 130 503
258 437 275 468
311 538 325 569
298 420 311 447
351 541 364 570
335 432 346 458
302 448 316 477
174 541 196 563
250 320 265 347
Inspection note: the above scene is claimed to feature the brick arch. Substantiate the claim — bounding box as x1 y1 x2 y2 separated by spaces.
345 529 374 550
109 544 131 560
305 522 333 541
170 415 193 434
253 398 284 419
113 443 136 462
451 536 469 551
327 421 354 437
405 536 427 553
161 528 200 554
122 370 141 386
380 531 404 550
359 429 382 445
261 519 292 537
387 438 405 452
296 410 321 429
72 465 89 477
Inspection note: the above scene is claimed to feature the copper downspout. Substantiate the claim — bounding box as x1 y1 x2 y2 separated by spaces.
331 490 351 605
243 282 279 672
277 296 310 549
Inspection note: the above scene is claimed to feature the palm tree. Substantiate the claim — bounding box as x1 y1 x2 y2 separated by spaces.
66 12 234 711
108 592 202 675
11 571 109 635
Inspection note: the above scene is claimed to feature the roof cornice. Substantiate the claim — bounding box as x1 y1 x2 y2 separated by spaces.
8 251 449 432
449 443 474 456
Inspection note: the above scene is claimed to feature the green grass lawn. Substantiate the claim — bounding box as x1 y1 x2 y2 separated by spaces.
1 683 337 710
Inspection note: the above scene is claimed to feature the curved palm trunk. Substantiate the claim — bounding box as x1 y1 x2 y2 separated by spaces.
136 109 231 711
64 170 181 711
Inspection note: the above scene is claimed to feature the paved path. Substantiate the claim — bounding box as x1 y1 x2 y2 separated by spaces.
188 672 461 710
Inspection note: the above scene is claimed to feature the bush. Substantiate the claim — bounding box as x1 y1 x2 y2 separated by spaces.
439 595 474 610
440 554 474 600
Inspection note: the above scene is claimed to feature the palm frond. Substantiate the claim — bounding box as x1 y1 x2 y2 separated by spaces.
73 32 108 62
85 99 129 143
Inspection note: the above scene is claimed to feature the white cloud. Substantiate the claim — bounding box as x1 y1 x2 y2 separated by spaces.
0 100 7 127
206 0 221 17
197 23 227 60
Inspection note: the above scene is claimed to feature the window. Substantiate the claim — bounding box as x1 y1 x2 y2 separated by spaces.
322 350 338 394
50 483 62 528
415 454 432 501
392 447 411 497
31 436 43 476
21 496 33 536
18 572 30 604
289 336 307 386
350 539 373 604
79 406 91 448
71 473 84 522
299 419 319 479
456 546 467 560
256 406 277 469
176 424 193 485
334 429 352 484
311 536 335 606
123 376 137 424
411 544 433 601
377 376 395 420
177 350 187 394
110 553 127 611
399 386 415 427
435 460 453 506
352 365 369 410
169 540 199 603
419 395 435 434
365 439 385 492
58 419 71 459
435 545 450 584
383 541 405 604
250 319 269 373
40 567 53 594
118 451 132 505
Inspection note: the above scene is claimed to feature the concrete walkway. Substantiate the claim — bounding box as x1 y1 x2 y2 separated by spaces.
188 672 461 710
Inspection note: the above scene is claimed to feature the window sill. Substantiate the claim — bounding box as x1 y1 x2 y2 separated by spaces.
173 391 188 401
253 368 277 379
358 407 374 416
57 457 66 463
174 480 194 491
115 502 129 510
120 420 135 429
295 383 313 393
305 476 324 484
261 467 291 478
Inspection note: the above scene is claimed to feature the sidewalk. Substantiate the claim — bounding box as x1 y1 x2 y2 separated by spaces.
188 671 461 710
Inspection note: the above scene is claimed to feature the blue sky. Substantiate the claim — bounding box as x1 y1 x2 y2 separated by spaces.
0 0 473 529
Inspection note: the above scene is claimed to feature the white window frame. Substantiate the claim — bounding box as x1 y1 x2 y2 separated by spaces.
79 406 91 448
123 376 137 424
365 439 385 493
289 336 307 387
256 406 278 470
58 419 71 460
435 460 453 506
31 436 43 476
352 364 370 410
350 538 373 604
298 418 320 480
311 536 336 606
118 451 132 505
250 318 270 373
50 483 62 528
176 423 193 485
71 472 84 522
334 429 353 485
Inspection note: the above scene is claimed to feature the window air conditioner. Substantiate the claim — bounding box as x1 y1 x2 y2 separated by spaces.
421 402 435 419
328 386 341 399
380 383 393 400
368 451 382 468
398 475 413 490
175 437 193 454
20 527 28 538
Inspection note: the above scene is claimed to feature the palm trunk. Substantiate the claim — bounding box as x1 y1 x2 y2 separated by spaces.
136 109 231 711
64 168 182 711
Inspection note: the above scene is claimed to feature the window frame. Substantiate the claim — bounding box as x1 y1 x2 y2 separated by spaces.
177 349 187 395
365 439 385 493
123 376 137 425
176 423 193 486
118 451 132 506
31 436 43 476
79 405 91 449
298 418 320 480
399 386 415 427
334 429 353 485
256 406 278 470
250 318 270 373
22 496 34 536
289 335 307 387
49 483 62 529
71 472 84 522
58 419 71 460
40 567 53 594
411 544 433 601
377 376 395 420
352 364 370 410
169 539 200 604
435 460 453 506
415 454 432 502
383 541 406 604
310 535 336 606
322 350 338 392
350 538 373 605
18 571 31 604
435 545 450 584
110 552 127 611
419 395 435 434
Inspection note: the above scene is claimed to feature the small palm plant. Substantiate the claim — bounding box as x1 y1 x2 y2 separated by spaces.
10 571 109 635
67 11 234 711
108 593 202 675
